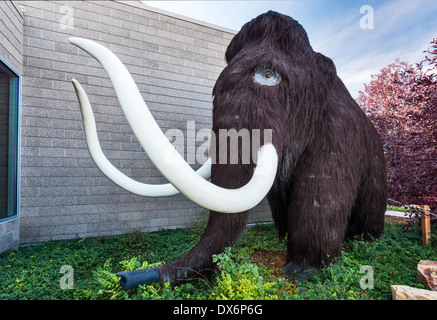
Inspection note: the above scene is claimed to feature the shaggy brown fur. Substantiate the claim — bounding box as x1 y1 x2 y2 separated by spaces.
158 11 386 282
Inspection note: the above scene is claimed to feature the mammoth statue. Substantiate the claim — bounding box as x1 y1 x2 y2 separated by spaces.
69 11 387 290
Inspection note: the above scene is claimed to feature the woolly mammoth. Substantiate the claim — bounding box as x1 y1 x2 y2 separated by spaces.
69 11 387 290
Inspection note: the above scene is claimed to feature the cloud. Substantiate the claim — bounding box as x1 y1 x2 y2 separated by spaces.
312 0 437 97
142 0 437 98
142 1 308 31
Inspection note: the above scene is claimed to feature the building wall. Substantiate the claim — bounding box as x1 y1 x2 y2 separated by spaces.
14 0 272 244
0 0 23 252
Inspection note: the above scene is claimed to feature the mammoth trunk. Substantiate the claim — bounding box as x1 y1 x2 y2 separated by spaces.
158 162 254 283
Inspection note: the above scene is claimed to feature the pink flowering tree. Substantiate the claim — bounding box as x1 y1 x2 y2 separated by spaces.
356 38 436 214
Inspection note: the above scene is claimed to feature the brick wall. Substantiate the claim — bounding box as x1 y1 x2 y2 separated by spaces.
0 0 23 252
0 1 23 74
15 0 271 244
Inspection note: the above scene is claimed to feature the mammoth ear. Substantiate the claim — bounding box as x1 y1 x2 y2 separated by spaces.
310 52 337 104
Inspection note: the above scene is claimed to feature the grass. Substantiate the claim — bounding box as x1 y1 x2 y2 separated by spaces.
0 219 435 300
387 205 412 212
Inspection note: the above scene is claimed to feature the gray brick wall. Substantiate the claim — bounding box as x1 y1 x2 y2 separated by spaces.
0 1 23 74
0 0 23 252
14 0 272 244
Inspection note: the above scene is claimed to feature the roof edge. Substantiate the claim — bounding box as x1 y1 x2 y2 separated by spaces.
116 1 238 35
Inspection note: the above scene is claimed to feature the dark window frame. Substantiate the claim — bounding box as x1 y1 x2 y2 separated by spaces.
0 56 21 222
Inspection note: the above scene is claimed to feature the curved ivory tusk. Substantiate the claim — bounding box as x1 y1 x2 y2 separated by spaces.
72 79 211 197
69 37 278 213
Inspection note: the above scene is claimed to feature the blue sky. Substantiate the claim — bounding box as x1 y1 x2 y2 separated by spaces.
143 0 437 98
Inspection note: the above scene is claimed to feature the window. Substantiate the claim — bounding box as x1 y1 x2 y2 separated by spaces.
0 58 20 220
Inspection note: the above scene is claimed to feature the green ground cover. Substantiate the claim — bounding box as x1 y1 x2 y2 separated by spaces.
0 219 435 300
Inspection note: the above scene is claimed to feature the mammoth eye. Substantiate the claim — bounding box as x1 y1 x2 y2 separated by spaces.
254 65 280 86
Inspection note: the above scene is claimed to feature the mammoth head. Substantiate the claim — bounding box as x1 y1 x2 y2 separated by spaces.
212 11 337 157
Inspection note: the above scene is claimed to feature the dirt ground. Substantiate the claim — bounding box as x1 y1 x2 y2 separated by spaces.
250 250 287 277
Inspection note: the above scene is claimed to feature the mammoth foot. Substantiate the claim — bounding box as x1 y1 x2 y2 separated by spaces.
284 262 319 281
116 267 160 290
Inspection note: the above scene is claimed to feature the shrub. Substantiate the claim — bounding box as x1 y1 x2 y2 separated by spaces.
356 38 437 213
209 247 285 300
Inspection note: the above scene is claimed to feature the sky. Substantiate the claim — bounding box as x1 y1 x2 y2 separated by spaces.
142 0 437 98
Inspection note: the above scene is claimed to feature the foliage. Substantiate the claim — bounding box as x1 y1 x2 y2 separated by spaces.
0 228 200 300
295 221 437 300
386 205 413 213
356 38 437 214
209 247 288 300
421 37 437 71
0 221 436 300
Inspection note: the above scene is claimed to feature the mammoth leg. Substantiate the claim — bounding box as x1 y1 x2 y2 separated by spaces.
157 162 253 283
267 182 292 240
118 210 248 289
284 168 356 280
117 162 253 290
346 194 385 241
346 156 387 240
158 210 248 283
